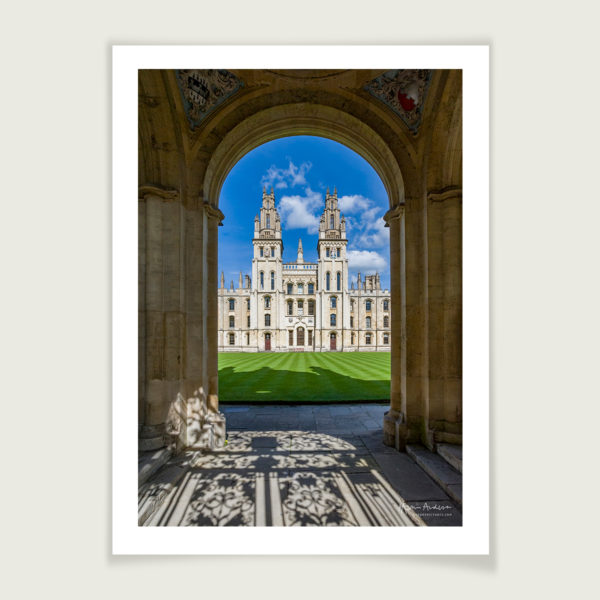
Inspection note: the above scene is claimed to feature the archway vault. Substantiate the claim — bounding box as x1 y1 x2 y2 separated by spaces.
202 103 406 209
138 69 463 454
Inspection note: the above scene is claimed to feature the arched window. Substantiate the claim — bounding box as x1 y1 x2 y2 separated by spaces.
383 316 389 327
308 300 315 315
366 316 372 329
308 282 314 294
264 314 271 327
326 248 330 258
287 300 293 316
330 313 336 326
383 299 389 311
270 271 275 290
365 334 372 345
247 315 250 327
266 214 271 229
287 282 293 294
383 334 389 345
297 327 305 346
229 333 235 345
228 298 235 311
297 283 303 294
246 298 250 310
246 332 250 344
365 299 372 311
288 330 294 346
351 332 355 344
259 247 263 257
326 272 331 291
336 272 341 290
297 300 304 315
260 271 264 290
264 296 270 309
308 329 313 345
330 296 337 309
330 214 334 229
229 316 235 329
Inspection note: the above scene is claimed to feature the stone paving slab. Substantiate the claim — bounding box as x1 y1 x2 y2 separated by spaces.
140 404 461 527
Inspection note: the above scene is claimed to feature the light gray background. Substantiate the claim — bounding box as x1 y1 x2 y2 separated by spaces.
2 1 598 598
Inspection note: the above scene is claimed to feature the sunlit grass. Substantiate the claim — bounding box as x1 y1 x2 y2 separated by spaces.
219 352 391 403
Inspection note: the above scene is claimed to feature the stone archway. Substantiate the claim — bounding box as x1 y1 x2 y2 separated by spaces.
138 69 462 453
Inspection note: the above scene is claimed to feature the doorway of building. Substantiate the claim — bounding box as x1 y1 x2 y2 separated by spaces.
297 327 305 347
265 333 271 351
330 332 337 351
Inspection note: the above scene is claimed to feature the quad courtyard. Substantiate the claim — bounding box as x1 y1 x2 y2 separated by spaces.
218 352 391 403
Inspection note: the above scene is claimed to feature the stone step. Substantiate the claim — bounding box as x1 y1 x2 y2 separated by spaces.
437 443 462 473
138 448 172 486
406 445 462 507
138 463 188 526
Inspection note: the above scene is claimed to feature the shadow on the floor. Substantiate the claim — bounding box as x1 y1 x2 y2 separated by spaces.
141 431 431 527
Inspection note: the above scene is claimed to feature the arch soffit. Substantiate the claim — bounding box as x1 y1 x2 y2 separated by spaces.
201 104 407 210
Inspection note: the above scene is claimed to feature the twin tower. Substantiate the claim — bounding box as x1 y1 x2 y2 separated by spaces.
218 187 390 352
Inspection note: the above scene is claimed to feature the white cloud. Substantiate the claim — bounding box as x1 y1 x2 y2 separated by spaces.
278 187 323 234
347 250 387 272
261 160 312 190
354 216 389 248
338 194 371 213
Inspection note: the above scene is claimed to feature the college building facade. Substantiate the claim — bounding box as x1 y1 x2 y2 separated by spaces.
218 188 391 352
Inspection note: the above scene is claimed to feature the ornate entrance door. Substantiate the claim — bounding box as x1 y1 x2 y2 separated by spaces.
297 327 305 346
330 332 336 350
265 333 271 351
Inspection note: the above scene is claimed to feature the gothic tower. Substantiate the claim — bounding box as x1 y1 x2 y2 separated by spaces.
317 187 349 349
251 187 283 349
252 187 283 292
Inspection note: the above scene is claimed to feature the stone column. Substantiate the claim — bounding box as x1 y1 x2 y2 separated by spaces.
383 204 407 449
139 185 179 451
204 203 223 413
203 202 227 447
405 194 431 448
427 194 445 432
441 188 462 443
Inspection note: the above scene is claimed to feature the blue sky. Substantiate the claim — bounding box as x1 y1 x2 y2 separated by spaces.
218 136 391 290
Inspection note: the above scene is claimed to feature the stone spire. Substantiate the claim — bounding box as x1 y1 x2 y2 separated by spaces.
220 271 225 289
230 280 234 291
238 271 243 289
297 238 304 264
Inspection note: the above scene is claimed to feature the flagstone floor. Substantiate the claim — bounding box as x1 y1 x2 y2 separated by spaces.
139 404 462 527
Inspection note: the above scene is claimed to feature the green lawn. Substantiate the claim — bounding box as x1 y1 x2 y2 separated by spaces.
218 352 391 403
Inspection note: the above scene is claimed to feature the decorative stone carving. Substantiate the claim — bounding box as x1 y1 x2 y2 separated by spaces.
364 70 432 133
175 70 243 129
427 186 462 204
383 203 405 226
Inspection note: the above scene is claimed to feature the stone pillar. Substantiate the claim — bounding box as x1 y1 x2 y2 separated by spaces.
204 202 227 447
139 185 179 451
405 194 431 448
427 194 445 432
441 188 462 443
383 204 407 449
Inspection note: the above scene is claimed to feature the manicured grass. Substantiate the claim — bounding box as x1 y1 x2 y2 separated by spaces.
218 352 391 403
